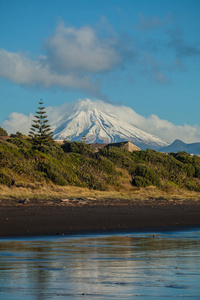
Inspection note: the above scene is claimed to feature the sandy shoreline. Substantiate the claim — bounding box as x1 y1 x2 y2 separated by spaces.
0 198 200 237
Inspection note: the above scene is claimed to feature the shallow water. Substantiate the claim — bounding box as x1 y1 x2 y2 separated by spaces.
0 229 200 299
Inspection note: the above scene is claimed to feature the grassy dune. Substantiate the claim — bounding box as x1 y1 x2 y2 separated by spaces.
1 137 200 203
1 183 200 202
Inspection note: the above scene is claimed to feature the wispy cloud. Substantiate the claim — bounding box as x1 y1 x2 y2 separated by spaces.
167 27 200 58
140 53 171 84
137 14 167 32
135 14 200 83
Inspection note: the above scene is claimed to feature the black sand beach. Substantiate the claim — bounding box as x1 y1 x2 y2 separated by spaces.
0 198 200 236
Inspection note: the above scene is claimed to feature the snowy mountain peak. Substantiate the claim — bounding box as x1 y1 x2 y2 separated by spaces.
53 99 168 149
75 98 94 111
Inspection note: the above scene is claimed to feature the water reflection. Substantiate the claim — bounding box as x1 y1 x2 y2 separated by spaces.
0 230 200 299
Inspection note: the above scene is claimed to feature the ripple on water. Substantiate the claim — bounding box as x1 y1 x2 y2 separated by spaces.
0 229 200 299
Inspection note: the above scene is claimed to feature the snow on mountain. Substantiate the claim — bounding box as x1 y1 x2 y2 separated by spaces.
53 99 168 149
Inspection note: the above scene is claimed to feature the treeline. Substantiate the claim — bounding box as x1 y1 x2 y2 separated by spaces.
1 136 200 192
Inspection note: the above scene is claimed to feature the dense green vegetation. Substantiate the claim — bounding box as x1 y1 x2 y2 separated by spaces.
1 136 200 192
0 127 8 137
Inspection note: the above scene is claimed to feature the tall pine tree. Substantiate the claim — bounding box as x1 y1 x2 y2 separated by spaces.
29 99 53 145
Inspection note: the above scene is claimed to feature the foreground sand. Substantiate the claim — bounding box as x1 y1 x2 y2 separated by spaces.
0 198 200 236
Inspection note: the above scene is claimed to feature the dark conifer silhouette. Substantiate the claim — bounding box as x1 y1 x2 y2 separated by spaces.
81 134 87 143
29 99 53 145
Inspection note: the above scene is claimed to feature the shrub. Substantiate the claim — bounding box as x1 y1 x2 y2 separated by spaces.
62 141 91 155
132 164 161 187
183 163 195 177
195 166 200 178
10 132 23 138
133 176 152 188
8 137 32 149
0 170 15 186
97 156 116 175
185 179 200 192
32 141 64 158
132 150 147 163
37 159 68 186
99 146 135 171
173 151 194 164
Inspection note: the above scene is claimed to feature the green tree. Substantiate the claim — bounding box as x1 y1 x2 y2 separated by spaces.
81 135 87 143
28 99 53 145
0 127 8 136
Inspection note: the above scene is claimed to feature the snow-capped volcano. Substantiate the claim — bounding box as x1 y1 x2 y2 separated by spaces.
53 99 168 149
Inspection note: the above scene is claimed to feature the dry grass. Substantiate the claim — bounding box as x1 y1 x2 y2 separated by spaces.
1 183 200 202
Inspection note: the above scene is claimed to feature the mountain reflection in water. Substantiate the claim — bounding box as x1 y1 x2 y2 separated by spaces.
0 229 200 299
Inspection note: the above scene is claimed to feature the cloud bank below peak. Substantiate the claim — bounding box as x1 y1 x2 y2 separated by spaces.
1 99 200 144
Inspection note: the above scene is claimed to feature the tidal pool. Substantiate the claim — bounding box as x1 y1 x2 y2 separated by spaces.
0 229 200 299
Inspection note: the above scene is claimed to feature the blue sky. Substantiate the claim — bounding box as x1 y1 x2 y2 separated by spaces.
0 0 200 141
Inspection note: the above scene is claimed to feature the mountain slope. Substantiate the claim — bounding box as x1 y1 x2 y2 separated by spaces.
53 99 168 149
159 139 200 155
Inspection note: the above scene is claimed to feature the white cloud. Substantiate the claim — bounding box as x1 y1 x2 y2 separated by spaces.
0 49 98 92
44 22 122 74
111 106 200 143
0 22 123 94
1 112 33 135
2 99 200 144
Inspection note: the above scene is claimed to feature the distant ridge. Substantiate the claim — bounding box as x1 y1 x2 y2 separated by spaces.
159 139 200 155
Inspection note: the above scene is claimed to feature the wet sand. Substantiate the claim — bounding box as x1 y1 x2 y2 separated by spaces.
0 198 200 236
